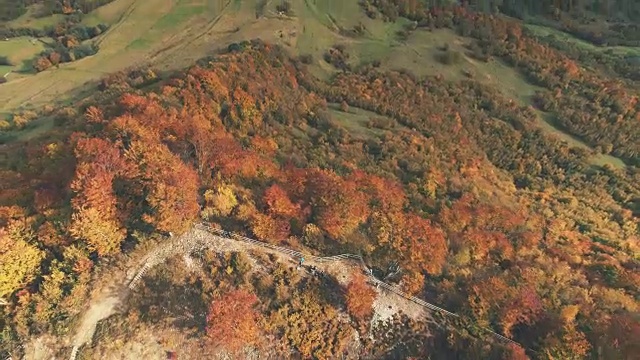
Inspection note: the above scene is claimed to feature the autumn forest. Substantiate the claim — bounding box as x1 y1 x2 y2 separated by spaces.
1 1 639 359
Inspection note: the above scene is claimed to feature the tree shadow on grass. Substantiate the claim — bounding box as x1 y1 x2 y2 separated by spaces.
17 57 37 74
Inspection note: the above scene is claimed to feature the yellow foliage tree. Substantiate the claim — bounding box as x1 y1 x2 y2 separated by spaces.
560 305 580 326
32 263 67 325
201 184 238 219
69 206 126 256
0 224 44 299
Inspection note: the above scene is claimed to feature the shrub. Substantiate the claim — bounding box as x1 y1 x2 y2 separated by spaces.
255 0 267 18
299 54 313 64
48 52 61 65
276 1 292 15
72 43 98 58
324 46 351 71
397 29 410 40
33 56 53 72
438 49 464 65
227 42 244 53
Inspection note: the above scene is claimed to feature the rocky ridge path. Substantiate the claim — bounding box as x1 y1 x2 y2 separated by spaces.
67 223 523 360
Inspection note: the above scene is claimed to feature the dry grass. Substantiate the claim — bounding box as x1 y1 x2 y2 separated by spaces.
0 0 395 118
82 0 138 26
7 8 65 30
328 103 387 139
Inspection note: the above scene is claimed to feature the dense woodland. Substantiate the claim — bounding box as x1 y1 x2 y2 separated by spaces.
1 2 640 360
365 1 640 164
366 0 640 48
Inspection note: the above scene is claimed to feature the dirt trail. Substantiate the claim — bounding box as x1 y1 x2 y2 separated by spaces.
67 228 232 359
69 294 121 355
66 224 521 360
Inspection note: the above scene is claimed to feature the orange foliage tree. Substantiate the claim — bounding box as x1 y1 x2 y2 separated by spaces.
345 272 376 322
251 212 291 242
305 169 370 240
263 184 303 220
69 137 134 255
133 142 200 234
351 171 407 213
393 214 448 294
262 183 306 236
107 99 201 234
206 289 262 352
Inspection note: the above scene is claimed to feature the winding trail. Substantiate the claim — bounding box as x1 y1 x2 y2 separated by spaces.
68 295 120 360
67 223 525 360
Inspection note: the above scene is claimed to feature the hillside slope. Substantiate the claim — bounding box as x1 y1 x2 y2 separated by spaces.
1 3 639 360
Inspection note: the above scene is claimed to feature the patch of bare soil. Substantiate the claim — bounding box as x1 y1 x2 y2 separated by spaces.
84 327 166 360
71 293 122 350
21 336 58 360
370 288 427 326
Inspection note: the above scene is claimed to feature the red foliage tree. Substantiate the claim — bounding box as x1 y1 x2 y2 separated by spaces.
501 343 530 360
599 313 640 360
280 164 310 199
500 287 544 337
34 56 52 72
48 52 61 66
